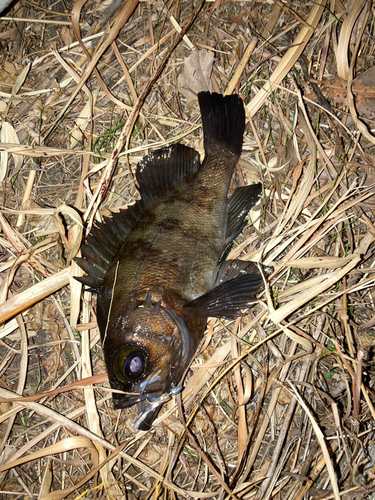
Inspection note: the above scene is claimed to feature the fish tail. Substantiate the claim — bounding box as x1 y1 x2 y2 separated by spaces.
198 92 245 158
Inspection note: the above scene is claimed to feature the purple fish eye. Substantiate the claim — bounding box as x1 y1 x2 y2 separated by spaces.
129 355 142 374
123 351 145 381
114 347 147 383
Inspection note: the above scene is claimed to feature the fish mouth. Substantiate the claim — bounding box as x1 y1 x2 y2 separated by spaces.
112 371 166 410
113 391 171 431
134 397 168 431
112 391 163 410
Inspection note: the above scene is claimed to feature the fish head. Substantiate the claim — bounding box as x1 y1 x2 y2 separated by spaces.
102 298 195 429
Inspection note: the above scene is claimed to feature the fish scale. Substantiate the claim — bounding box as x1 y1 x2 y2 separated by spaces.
75 92 270 430
113 170 230 302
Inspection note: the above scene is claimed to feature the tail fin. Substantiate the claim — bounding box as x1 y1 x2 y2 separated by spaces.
198 92 245 158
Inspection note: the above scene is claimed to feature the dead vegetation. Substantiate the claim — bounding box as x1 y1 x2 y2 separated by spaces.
0 0 375 498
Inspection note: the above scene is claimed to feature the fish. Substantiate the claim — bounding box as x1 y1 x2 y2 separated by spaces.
75 92 269 430
0 0 13 14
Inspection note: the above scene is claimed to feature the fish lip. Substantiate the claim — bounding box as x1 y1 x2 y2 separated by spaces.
134 394 171 430
112 391 164 410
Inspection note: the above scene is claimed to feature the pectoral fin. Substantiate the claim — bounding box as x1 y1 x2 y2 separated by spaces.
187 260 273 319
186 274 262 319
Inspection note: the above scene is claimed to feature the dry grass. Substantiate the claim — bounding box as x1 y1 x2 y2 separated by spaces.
0 0 375 499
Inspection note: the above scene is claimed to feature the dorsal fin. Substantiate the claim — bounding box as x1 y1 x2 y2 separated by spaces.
74 203 144 289
74 143 201 289
136 143 200 205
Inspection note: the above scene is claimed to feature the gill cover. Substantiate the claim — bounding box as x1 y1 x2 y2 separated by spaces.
161 306 194 366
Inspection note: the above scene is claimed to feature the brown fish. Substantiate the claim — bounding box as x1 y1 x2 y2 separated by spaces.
75 93 267 430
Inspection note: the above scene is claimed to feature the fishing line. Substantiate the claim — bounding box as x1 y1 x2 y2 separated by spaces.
102 260 119 347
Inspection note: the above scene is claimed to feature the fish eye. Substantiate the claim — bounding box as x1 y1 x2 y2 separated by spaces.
114 347 147 383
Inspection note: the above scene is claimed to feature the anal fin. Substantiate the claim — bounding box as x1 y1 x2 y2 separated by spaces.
215 259 273 285
226 183 262 244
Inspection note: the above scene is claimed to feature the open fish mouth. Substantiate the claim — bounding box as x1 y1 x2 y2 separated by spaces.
134 394 172 430
114 386 184 431
112 385 165 409
112 391 167 431
133 385 184 430
112 393 149 410
112 387 170 430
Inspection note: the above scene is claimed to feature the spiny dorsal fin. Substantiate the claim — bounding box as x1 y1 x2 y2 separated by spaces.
74 143 201 289
136 143 200 205
74 204 143 289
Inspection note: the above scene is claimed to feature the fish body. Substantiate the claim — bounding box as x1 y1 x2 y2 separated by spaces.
0 0 13 14
75 93 266 429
